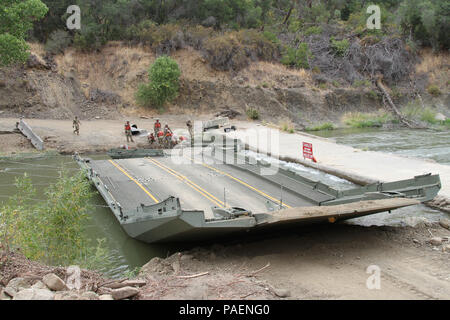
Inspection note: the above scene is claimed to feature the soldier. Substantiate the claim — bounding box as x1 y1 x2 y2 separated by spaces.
186 120 194 141
73 116 81 135
148 132 156 145
125 121 134 143
157 130 164 146
165 129 173 148
154 119 161 136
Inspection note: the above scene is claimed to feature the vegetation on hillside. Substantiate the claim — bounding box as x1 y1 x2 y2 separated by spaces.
136 56 181 108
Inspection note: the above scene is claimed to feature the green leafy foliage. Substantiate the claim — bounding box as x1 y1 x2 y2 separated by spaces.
330 38 350 57
281 43 312 69
136 56 181 108
0 0 48 66
0 172 108 268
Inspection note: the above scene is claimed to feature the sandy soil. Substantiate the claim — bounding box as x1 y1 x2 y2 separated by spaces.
171 223 450 300
0 116 213 155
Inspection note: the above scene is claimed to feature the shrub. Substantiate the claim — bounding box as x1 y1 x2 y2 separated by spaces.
420 108 438 124
342 112 392 128
246 107 259 120
330 38 350 57
304 26 323 36
0 172 107 267
136 56 181 108
280 120 295 133
306 122 335 131
281 43 312 69
427 84 441 97
45 30 71 54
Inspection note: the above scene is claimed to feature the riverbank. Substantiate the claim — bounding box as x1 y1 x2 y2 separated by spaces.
2 221 450 300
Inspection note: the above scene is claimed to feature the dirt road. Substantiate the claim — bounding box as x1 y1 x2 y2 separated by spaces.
176 223 450 300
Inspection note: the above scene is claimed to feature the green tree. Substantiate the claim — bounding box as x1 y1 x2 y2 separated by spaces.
136 56 181 108
0 0 48 66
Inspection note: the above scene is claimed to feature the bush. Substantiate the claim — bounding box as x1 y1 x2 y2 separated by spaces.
136 56 181 108
343 112 393 128
0 172 106 267
420 108 438 124
281 43 312 69
73 24 107 52
246 107 259 120
306 122 335 131
304 26 323 36
45 30 71 54
427 84 441 96
330 38 350 57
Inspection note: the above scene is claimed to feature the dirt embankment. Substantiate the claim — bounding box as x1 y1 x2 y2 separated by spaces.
1 221 450 300
1 42 428 127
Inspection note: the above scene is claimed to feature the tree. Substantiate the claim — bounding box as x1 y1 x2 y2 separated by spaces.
136 56 181 108
0 0 48 66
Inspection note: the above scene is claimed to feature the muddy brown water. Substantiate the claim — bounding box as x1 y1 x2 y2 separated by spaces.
1 129 448 277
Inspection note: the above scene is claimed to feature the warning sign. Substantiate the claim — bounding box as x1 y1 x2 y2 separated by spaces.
303 142 314 160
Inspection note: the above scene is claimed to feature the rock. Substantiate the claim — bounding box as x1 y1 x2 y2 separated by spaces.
443 245 450 253
201 16 217 27
429 237 443 246
111 286 140 300
1 288 12 300
180 254 194 261
99 294 114 300
79 291 99 300
54 291 81 300
4 286 17 298
439 218 450 230
31 281 48 290
42 273 67 291
7 277 31 291
413 239 421 244
103 279 147 289
14 288 54 300
435 113 446 121
273 288 291 298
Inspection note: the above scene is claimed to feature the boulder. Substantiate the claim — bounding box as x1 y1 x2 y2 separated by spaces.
99 294 114 300
435 113 446 122
111 286 140 300
3 286 17 298
42 273 67 291
1 288 12 300
104 279 147 289
14 288 54 300
7 277 31 292
79 291 99 300
54 291 81 300
439 218 450 230
443 245 450 253
429 237 443 246
273 288 291 298
31 281 48 290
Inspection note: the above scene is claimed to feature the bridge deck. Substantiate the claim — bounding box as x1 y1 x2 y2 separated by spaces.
89 156 322 219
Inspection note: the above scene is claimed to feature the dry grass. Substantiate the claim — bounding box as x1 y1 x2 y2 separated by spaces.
241 61 313 88
416 49 449 89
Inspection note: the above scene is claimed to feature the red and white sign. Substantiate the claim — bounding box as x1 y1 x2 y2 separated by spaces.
303 142 314 160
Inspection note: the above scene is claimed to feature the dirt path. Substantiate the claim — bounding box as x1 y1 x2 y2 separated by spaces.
0 116 213 155
178 223 450 300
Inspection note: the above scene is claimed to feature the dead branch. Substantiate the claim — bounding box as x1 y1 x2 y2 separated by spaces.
177 272 209 279
247 262 271 277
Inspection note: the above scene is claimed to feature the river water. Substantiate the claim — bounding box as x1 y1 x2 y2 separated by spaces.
0 128 448 277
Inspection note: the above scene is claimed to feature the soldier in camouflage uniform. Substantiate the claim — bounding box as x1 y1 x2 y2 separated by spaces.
73 117 81 135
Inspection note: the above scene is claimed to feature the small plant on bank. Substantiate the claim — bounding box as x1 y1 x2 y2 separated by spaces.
280 120 295 133
306 122 335 131
342 111 393 128
281 43 312 69
427 84 441 97
246 107 259 120
136 56 181 108
330 38 350 57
